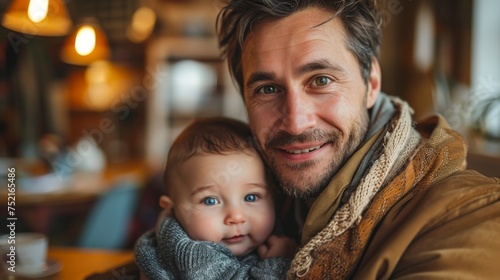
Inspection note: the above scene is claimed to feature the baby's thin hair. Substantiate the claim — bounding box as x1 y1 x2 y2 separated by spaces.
163 117 257 191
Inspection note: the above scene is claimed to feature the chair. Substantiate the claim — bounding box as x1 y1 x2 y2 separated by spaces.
77 181 139 250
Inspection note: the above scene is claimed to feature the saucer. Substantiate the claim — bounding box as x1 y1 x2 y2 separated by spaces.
9 259 62 278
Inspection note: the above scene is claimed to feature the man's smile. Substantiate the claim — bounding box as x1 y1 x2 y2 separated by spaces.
283 143 326 154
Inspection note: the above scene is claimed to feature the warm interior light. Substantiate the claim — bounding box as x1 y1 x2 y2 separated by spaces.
85 60 109 84
85 61 113 110
127 7 156 43
61 19 110 65
132 7 155 34
27 0 48 23
1 0 72 36
66 61 135 111
75 26 96 56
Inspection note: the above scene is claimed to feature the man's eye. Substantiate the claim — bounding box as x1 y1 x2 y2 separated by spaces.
202 197 219 205
244 194 257 202
256 85 278 94
312 76 331 87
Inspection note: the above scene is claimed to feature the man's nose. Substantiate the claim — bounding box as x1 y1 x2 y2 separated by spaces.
278 90 316 135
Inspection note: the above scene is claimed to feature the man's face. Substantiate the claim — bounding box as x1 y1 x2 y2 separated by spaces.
241 7 380 199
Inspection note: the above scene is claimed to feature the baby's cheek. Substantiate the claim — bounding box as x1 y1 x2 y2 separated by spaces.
252 210 275 242
185 216 222 242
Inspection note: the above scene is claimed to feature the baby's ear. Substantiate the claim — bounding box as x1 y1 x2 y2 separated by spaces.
156 196 174 230
159 195 174 210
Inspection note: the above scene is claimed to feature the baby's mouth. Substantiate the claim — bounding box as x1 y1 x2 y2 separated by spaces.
223 235 245 243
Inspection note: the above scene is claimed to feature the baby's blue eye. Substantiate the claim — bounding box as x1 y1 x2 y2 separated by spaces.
244 194 257 202
203 197 218 205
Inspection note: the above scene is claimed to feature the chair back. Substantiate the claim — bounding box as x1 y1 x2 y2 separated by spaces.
77 181 139 249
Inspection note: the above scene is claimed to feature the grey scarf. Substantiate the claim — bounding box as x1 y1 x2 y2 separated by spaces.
134 217 290 279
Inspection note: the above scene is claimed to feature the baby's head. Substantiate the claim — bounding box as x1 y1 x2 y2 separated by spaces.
160 117 275 257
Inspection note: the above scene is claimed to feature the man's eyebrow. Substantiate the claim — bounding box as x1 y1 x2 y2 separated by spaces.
245 60 346 88
245 71 276 87
295 59 346 76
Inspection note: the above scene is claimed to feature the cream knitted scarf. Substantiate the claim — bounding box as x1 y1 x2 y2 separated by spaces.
288 97 420 278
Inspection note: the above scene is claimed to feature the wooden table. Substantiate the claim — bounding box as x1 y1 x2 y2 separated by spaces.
1 160 149 206
48 247 135 280
0 160 150 236
1 247 136 280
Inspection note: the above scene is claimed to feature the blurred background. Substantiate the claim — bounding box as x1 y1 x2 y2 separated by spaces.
0 0 499 252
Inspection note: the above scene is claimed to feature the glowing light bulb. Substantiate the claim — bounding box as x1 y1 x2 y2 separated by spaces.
75 26 96 56
132 7 155 33
28 0 49 23
127 7 156 43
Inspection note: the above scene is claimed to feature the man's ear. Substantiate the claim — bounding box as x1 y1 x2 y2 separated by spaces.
159 195 174 211
366 57 381 109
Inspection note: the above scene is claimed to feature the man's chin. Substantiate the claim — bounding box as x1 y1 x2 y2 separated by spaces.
278 175 325 199
281 184 322 199
273 165 334 199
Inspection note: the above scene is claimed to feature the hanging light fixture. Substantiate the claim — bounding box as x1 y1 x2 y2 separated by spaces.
1 0 72 36
126 6 156 43
60 18 110 66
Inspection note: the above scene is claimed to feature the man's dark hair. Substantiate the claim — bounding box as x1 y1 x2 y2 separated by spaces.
216 0 382 95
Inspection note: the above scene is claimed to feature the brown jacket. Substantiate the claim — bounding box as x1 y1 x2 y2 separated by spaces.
290 116 500 279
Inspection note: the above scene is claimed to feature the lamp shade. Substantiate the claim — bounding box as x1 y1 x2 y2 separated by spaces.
127 7 156 43
1 0 72 36
60 19 110 66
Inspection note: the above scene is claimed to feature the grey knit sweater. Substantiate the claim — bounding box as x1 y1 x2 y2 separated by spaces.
134 217 290 279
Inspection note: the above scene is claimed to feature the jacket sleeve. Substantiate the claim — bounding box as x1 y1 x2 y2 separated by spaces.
356 171 500 280
391 182 500 279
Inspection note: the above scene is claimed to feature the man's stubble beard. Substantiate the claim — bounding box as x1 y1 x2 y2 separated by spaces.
265 110 370 199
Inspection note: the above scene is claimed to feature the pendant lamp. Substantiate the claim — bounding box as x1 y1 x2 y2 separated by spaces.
60 18 110 66
2 0 72 36
126 6 156 43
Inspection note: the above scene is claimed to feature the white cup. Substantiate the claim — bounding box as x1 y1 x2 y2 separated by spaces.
0 232 48 275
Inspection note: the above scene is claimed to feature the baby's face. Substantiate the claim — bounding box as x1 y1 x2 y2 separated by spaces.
170 152 275 257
